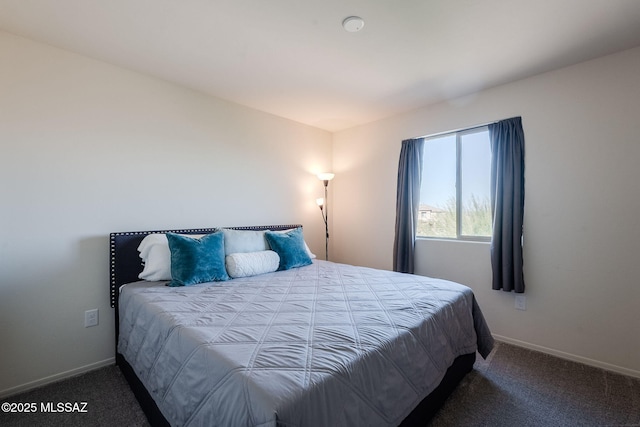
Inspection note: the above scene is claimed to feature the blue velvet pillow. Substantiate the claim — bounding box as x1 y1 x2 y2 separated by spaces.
166 232 229 287
264 227 313 271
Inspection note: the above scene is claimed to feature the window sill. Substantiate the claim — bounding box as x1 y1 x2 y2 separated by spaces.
416 236 491 245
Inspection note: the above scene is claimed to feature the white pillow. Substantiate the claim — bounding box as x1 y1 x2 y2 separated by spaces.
223 228 316 259
137 233 203 281
222 229 269 255
225 250 280 279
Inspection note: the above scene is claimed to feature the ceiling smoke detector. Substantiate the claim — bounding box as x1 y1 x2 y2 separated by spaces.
342 16 365 33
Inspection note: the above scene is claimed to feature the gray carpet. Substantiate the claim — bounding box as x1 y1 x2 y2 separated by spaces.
1 342 638 426
429 342 640 427
0 365 149 427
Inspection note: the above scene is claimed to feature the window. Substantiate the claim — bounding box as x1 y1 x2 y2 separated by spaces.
417 126 492 240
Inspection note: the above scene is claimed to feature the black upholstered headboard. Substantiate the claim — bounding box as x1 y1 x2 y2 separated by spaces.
109 224 302 309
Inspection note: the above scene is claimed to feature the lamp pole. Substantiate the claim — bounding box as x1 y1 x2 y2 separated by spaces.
323 179 329 260
317 173 334 261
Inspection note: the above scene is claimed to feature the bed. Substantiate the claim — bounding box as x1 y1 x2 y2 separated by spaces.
110 225 494 426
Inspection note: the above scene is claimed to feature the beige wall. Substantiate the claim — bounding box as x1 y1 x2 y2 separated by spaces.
332 46 640 377
0 31 332 396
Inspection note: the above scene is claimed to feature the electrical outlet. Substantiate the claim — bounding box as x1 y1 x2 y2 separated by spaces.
84 309 99 327
515 295 526 311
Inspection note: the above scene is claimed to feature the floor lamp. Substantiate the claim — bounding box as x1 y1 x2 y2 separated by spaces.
316 173 334 261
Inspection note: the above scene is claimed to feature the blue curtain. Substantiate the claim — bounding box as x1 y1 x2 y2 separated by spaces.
393 138 424 273
489 117 526 293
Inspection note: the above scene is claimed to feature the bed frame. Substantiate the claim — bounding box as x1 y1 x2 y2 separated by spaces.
110 225 475 426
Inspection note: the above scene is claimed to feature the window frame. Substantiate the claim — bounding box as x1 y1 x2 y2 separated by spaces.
418 125 492 243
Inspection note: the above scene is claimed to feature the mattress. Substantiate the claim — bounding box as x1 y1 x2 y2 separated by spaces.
118 260 494 427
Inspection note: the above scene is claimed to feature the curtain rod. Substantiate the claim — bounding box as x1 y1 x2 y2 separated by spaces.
409 116 520 141
410 120 497 141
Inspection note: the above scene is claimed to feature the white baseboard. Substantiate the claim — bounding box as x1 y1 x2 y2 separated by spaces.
493 335 640 379
0 357 115 399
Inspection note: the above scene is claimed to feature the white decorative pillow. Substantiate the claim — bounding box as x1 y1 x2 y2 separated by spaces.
222 229 269 255
137 233 203 281
225 250 280 279
222 228 315 258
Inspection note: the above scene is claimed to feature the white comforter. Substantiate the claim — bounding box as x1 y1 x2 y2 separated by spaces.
118 260 493 427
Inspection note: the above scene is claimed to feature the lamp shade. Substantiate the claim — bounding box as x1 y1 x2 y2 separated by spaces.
316 198 324 207
317 173 335 182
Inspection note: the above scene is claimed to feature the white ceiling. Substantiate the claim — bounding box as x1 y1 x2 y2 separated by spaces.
2 0 640 132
